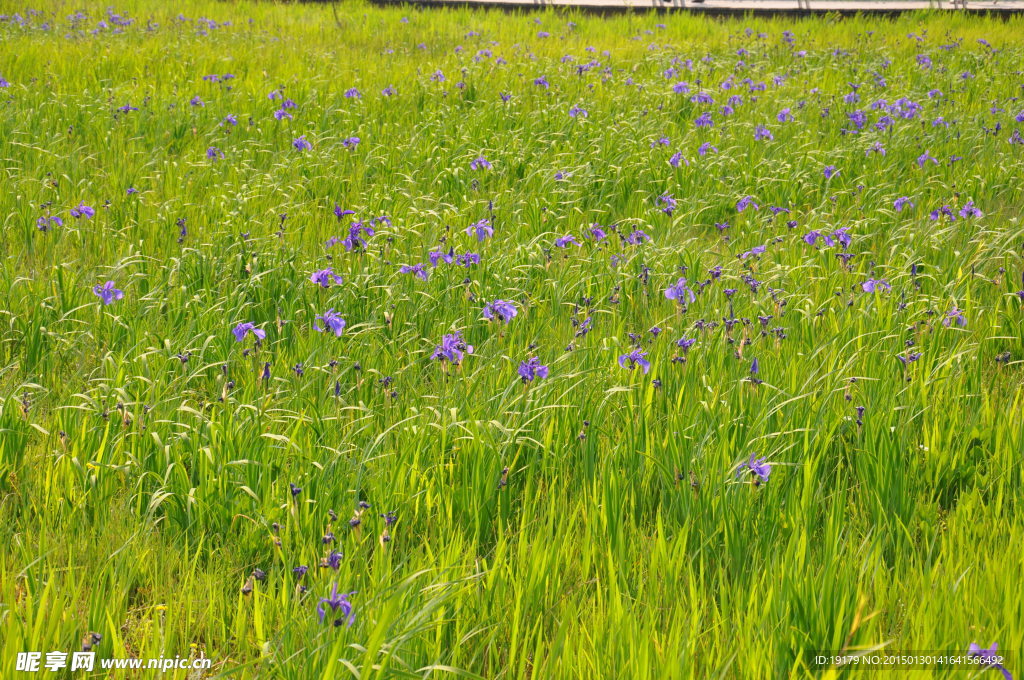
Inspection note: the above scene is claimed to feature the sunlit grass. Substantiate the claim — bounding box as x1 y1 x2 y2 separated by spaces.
1 2 1022 678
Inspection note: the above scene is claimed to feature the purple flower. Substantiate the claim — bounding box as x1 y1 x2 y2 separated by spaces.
916 151 938 168
823 165 839 179
70 202 95 219
223 114 238 126
959 201 983 218
967 643 1011 680
310 268 343 288
737 452 771 485
36 215 63 231
753 125 773 141
317 583 355 626
273 108 292 121
534 76 549 88
618 348 650 374
92 281 124 305
555 235 579 248
432 331 473 364
894 196 914 212
344 88 361 99
190 96 204 107
466 219 493 241
658 194 677 215
862 278 891 293
314 309 346 337
342 136 360 149
399 263 429 281
676 337 696 351
293 136 312 151
429 247 455 266
206 147 223 160
698 142 718 156
470 157 492 170
736 195 759 213
232 322 266 343
664 277 696 304
624 230 649 245
518 357 549 383
669 151 687 168
694 112 714 128
588 225 607 241
943 307 967 328
568 105 588 118
483 299 517 323
897 351 922 365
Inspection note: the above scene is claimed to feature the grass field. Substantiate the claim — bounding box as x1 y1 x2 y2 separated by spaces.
1 1 1023 678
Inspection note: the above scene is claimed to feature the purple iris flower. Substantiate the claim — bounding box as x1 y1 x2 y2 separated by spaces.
664 277 696 304
314 309 346 337
232 322 266 342
70 202 95 219
959 201 983 218
736 195 759 212
823 165 839 179
470 157 492 170
967 643 1011 680
618 348 650 374
658 194 677 215
429 247 455 266
669 152 687 168
862 278 891 293
943 308 967 327
431 332 473 364
897 352 923 365
737 452 771 485
916 151 938 168
344 88 361 99
753 125 773 141
37 215 63 231
483 299 517 323
677 337 696 351
317 583 355 626
698 142 718 155
894 196 914 212
694 112 714 128
466 219 494 241
555 235 580 248
568 105 588 118
588 225 607 241
292 136 312 151
206 147 223 160
310 268 343 288
333 205 356 221
625 230 649 245
92 281 124 305
273 109 292 121
190 96 204 107
342 136 360 149
399 263 429 281
342 223 374 251
518 357 549 383
457 253 481 267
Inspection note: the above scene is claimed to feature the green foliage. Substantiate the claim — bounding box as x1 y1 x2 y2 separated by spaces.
0 2 1022 678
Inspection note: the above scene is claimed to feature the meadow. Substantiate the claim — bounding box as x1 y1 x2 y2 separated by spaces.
1 1 1023 678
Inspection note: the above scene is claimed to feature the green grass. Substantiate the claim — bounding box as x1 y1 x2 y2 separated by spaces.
1 1 1023 678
